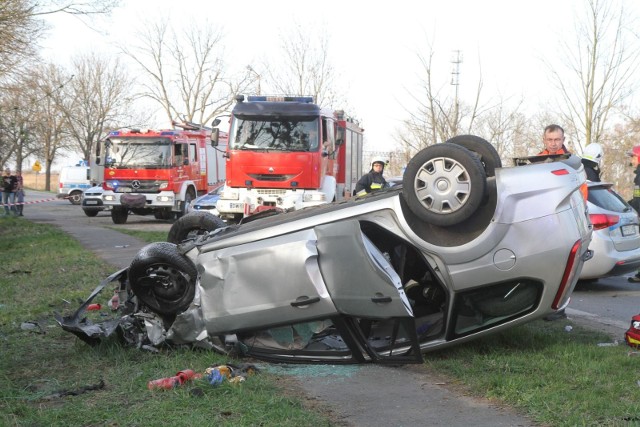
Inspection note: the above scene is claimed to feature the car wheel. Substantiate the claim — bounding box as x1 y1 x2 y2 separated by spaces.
402 143 486 226
111 206 129 224
167 211 226 244
446 135 502 177
128 242 197 315
176 189 196 219
69 191 83 205
83 209 99 217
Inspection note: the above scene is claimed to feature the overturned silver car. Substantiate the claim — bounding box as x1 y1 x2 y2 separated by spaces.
57 136 592 364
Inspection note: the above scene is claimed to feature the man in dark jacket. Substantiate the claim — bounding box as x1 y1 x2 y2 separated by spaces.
2 168 18 215
355 158 388 196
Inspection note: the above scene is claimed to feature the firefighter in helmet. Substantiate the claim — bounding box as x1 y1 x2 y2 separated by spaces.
581 143 604 182
355 157 388 196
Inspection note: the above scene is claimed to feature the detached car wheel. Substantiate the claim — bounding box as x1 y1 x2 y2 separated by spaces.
128 242 197 316
446 135 502 177
403 143 486 226
167 211 226 244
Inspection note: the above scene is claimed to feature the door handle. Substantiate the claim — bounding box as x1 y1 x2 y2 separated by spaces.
290 296 321 307
371 296 392 303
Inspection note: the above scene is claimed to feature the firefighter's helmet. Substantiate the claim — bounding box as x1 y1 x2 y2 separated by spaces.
582 143 603 166
627 145 640 160
371 157 387 168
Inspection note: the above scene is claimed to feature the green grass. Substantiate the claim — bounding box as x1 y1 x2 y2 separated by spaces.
2 217 640 426
0 218 333 427
425 320 640 426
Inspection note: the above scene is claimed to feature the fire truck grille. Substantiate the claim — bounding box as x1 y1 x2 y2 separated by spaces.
114 181 163 193
248 174 294 182
256 189 286 195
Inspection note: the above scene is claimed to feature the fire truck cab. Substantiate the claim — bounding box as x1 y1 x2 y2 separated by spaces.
213 95 364 222
96 122 226 224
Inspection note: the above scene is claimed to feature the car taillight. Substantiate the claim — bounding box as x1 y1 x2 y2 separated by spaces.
589 213 620 230
552 239 583 310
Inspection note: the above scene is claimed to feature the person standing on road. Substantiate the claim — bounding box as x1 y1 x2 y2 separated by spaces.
15 170 24 216
581 143 603 182
355 158 388 196
627 147 640 283
538 124 570 155
2 168 18 215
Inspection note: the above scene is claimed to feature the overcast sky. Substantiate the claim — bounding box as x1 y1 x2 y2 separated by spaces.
41 0 638 155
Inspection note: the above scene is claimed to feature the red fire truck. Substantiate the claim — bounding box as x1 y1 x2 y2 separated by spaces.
213 95 364 222
96 122 227 224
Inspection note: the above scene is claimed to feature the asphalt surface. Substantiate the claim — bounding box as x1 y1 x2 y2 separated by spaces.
18 190 603 426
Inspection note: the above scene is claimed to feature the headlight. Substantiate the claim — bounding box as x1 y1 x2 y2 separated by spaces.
158 181 169 190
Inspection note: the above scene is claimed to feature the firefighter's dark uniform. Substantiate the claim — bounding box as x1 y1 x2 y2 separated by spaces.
355 166 387 196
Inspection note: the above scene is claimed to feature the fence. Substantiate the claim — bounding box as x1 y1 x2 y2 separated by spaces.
22 172 59 191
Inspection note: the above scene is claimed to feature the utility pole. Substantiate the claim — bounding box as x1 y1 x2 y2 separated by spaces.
450 50 462 133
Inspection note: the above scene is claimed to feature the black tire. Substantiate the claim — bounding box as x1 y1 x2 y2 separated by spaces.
111 206 129 224
176 189 196 219
446 135 502 177
402 144 486 226
167 211 226 244
128 242 197 315
83 209 99 217
69 191 83 205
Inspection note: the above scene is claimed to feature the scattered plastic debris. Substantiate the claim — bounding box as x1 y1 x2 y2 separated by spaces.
148 369 202 390
628 351 640 357
564 325 573 332
597 340 619 347
87 303 101 311
204 364 258 387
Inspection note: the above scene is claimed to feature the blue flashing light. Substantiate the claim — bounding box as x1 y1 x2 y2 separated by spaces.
247 96 314 103
291 181 298 187
245 180 253 186
160 131 176 135
109 131 121 136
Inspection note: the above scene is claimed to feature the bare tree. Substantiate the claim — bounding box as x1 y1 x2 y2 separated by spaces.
395 41 486 156
0 0 120 80
264 22 340 108
57 52 142 161
122 19 248 127
551 0 640 153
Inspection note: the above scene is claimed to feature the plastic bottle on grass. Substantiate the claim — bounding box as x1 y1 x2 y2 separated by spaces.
148 369 200 390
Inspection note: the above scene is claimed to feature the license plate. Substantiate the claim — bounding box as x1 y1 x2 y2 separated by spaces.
85 200 98 205
622 224 637 236
230 203 244 209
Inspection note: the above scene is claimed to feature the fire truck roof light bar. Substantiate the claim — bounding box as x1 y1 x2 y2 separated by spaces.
247 96 314 103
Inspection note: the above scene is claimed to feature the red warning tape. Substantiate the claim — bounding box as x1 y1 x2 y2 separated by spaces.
2 197 59 207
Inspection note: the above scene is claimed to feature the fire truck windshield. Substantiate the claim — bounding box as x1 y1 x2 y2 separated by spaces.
105 137 172 169
229 118 319 152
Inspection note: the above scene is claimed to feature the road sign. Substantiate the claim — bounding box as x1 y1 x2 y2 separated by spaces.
32 160 41 172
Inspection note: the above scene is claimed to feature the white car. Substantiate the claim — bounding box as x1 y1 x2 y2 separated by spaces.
59 135 592 364
579 181 640 280
81 184 109 217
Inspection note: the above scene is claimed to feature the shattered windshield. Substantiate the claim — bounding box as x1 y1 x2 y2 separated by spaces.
105 137 172 168
229 117 319 152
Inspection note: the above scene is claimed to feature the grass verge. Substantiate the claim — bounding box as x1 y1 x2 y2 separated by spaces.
0 217 334 427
